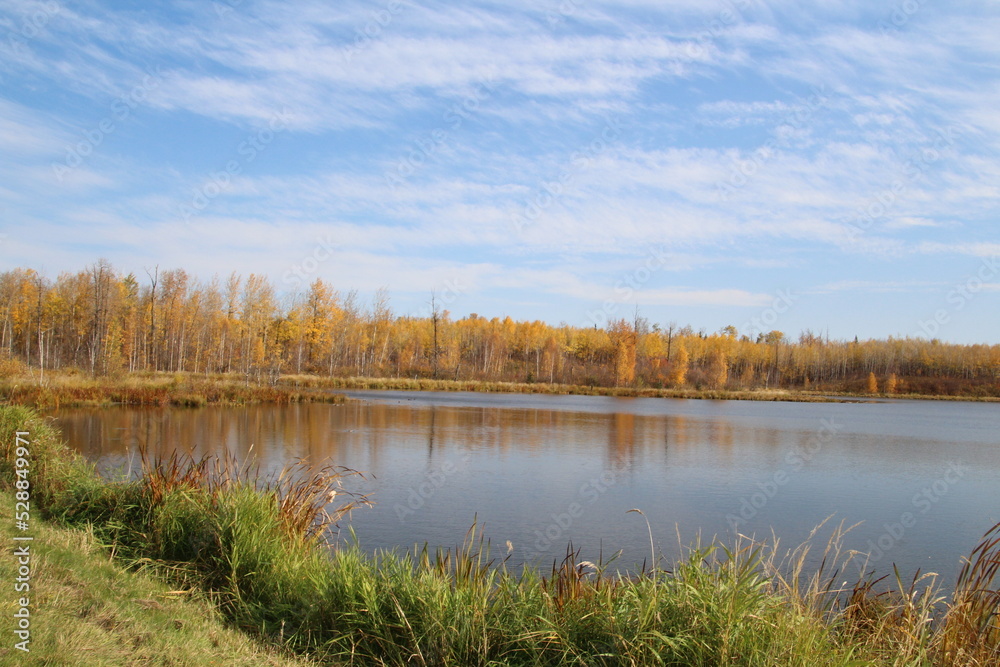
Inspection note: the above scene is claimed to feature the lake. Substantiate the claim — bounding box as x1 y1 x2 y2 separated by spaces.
51 391 999 589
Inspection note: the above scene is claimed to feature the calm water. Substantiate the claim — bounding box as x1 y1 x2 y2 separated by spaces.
51 392 999 588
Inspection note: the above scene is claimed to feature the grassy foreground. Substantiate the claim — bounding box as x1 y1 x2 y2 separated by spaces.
1 406 999 665
0 494 314 665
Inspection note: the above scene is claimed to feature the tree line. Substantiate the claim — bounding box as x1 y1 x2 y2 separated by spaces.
2 261 998 396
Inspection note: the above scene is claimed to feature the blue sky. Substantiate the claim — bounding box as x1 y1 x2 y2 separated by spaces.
1 0 998 343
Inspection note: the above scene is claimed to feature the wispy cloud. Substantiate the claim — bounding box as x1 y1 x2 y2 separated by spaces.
0 0 997 341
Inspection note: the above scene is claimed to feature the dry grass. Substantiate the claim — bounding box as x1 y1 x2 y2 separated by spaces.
0 369 349 408
937 521 1000 664
281 374 843 403
5 368 995 410
138 446 372 546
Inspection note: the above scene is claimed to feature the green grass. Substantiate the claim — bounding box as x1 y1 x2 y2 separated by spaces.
0 494 316 666
1 404 998 665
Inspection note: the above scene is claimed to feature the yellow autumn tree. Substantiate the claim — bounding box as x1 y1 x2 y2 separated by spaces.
4 262 1000 398
239 274 276 380
705 349 729 389
608 319 636 386
668 344 688 387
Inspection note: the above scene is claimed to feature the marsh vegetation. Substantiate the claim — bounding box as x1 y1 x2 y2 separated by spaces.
3 405 998 665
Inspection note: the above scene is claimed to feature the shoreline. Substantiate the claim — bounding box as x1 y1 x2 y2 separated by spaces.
0 371 348 408
3 370 998 408
285 374 1000 404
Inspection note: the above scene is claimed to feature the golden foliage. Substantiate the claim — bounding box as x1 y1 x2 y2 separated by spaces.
0 263 998 397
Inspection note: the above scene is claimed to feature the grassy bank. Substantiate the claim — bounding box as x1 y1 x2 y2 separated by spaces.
0 493 315 665
281 374 844 403
284 374 1000 403
1 405 999 665
3 368 998 410
0 369 349 408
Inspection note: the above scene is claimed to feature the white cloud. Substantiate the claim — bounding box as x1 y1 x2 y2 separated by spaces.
0 98 63 155
917 242 1000 258
883 217 943 230
1 0 998 339
814 280 941 294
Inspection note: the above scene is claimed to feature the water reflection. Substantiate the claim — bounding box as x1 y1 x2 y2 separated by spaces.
50 393 999 589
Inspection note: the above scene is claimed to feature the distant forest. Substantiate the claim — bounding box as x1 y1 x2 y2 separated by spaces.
2 261 998 397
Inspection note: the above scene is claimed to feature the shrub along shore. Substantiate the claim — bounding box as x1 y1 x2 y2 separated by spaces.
286 373 1000 403
3 368 999 409
0 370 350 408
1 405 999 665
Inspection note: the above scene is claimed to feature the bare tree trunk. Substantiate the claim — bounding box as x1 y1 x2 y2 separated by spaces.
431 293 440 379
146 266 158 371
